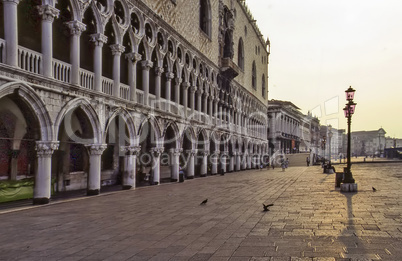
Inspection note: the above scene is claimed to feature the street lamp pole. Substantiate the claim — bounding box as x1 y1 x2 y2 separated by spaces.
342 86 357 191
328 125 332 164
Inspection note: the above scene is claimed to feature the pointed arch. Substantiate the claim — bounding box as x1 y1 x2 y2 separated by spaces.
0 81 53 141
103 108 136 145
54 98 102 144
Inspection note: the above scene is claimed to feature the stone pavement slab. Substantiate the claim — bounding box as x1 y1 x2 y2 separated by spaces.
0 163 401 260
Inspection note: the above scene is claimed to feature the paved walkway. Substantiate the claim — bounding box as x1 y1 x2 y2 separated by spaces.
0 164 401 261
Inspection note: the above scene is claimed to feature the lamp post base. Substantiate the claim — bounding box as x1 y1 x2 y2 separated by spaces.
340 183 358 192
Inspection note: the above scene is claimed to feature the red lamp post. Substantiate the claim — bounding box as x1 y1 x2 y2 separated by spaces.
343 86 356 184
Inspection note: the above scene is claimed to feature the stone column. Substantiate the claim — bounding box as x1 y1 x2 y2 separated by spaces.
189 85 196 118
9 150 19 180
220 151 228 173
125 52 142 102
236 152 241 171
247 151 252 169
242 152 247 170
86 144 107 195
154 67 164 108
214 98 219 125
65 20 86 85
169 148 182 182
90 33 108 92
34 141 59 204
165 72 174 112
37 5 59 78
197 89 203 121
186 150 196 179
110 44 125 98
141 60 153 106
201 150 209 177
150 147 163 185
121 146 141 190
174 77 182 114
229 152 235 172
203 94 209 121
3 0 20 67
212 151 220 175
208 96 213 117
182 82 189 117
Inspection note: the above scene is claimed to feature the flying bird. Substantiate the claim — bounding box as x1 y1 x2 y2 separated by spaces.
372 187 377 192
263 203 274 212
200 199 208 205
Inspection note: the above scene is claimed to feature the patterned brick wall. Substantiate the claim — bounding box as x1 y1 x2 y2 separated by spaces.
142 0 269 105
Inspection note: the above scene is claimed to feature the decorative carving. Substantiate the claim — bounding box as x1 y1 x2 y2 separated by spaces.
186 150 197 156
125 52 142 62
86 144 107 155
150 147 164 157
165 72 175 80
90 33 108 46
141 60 153 70
36 141 59 157
121 145 141 156
110 44 125 55
65 20 86 36
37 5 60 22
155 67 164 77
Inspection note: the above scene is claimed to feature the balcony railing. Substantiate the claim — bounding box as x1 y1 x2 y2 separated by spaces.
102 77 113 95
18 46 42 74
120 83 130 100
53 59 71 83
79 68 94 90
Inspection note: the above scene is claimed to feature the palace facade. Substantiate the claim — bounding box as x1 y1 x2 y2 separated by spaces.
0 0 270 203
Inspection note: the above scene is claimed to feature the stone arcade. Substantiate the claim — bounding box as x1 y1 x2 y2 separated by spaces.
0 0 270 204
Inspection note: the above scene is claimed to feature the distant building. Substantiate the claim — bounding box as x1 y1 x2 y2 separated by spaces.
351 128 386 157
267 100 304 154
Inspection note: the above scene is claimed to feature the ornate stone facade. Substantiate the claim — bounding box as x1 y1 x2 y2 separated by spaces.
0 0 269 204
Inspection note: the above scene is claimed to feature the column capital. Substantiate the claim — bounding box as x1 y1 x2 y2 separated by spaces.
2 0 20 4
125 52 142 62
186 149 197 156
175 78 183 85
90 33 108 46
202 150 210 156
121 145 141 155
37 5 60 22
86 144 107 155
35 141 59 158
196 88 203 95
65 20 86 36
155 67 164 76
165 72 175 80
141 60 153 70
169 148 183 156
110 44 125 55
190 86 197 93
150 147 164 157
181 82 190 90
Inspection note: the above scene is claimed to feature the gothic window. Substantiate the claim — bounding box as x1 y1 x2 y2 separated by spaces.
262 74 266 98
252 61 256 90
200 0 211 37
238 38 244 70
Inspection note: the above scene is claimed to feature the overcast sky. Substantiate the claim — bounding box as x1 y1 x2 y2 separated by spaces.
245 0 402 138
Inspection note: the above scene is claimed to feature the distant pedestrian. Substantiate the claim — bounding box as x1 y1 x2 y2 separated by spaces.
281 158 286 172
285 158 289 169
306 156 310 167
